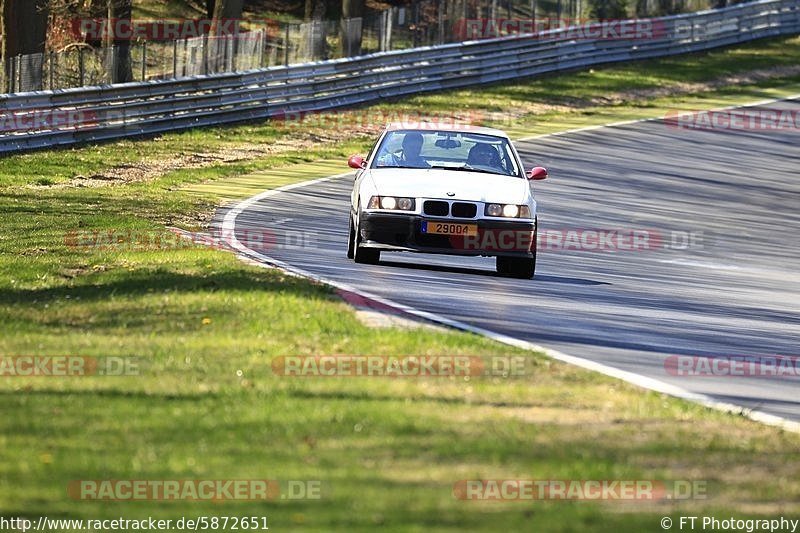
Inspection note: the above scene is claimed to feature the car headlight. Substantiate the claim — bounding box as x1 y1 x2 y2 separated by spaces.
367 196 415 211
502 204 519 218
485 204 531 219
485 203 503 217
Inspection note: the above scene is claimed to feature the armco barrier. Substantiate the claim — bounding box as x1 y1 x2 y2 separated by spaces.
0 0 798 154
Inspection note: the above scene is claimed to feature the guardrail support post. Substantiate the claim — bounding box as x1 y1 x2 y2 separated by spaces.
202 36 209 75
173 40 178 78
260 29 267 67
78 49 85 87
49 51 55 90
16 55 22 92
438 0 445 44
8 56 16 93
141 42 147 81
284 25 290 66
412 4 420 47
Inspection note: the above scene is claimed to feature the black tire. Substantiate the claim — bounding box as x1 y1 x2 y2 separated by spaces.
508 257 535 279
496 256 511 275
351 210 380 264
346 214 355 259
496 224 537 278
354 245 380 264
496 252 536 279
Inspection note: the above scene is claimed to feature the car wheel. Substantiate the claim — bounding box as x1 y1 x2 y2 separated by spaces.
352 209 380 265
497 256 535 279
346 214 355 259
496 256 510 275
507 256 535 279
496 251 536 279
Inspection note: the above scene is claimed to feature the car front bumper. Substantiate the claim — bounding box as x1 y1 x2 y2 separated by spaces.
358 212 536 258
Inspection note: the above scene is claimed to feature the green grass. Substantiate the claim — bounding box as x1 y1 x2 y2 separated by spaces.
2 35 800 531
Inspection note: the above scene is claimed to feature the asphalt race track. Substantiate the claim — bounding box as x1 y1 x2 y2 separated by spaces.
221 98 800 425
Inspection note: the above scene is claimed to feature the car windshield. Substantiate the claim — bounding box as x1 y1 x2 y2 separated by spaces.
371 130 522 177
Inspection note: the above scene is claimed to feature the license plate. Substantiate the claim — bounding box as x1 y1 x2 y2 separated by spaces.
421 221 478 236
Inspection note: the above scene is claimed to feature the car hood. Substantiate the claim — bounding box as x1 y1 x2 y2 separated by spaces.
366 168 528 204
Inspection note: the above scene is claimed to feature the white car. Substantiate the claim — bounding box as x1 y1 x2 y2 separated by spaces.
346 124 548 279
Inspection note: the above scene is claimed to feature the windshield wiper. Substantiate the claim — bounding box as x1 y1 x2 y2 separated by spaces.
376 164 430 170
429 165 506 176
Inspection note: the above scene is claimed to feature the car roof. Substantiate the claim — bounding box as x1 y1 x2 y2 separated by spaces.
384 122 510 139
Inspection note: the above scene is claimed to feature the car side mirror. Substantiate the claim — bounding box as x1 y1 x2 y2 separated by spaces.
348 155 366 169
528 167 548 180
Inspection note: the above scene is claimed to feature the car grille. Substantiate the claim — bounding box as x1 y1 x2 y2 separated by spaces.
422 200 479 218
451 202 477 218
423 200 449 216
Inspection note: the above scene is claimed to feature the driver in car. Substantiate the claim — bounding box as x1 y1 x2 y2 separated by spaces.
378 132 430 168
467 142 504 172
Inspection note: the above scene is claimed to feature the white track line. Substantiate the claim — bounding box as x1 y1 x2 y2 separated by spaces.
516 92 800 141
220 94 800 434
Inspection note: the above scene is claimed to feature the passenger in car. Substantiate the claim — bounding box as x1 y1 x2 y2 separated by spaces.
378 132 431 168
467 142 504 172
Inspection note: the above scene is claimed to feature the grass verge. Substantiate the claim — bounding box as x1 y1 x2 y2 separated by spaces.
1 35 799 531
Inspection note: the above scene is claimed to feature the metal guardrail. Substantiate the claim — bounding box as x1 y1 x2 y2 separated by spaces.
0 0 798 154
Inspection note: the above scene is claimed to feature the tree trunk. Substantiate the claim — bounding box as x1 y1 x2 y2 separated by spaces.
302 0 327 60
2 0 49 91
208 0 244 73
340 0 364 56
105 0 132 83
211 0 244 28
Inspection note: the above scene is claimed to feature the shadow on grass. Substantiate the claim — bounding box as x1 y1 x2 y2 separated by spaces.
284 388 547 409
0 269 331 305
0 388 215 401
